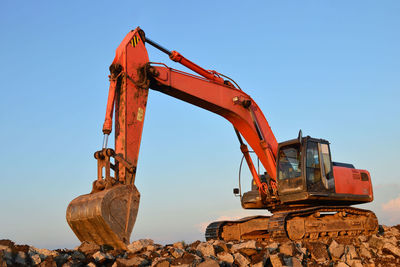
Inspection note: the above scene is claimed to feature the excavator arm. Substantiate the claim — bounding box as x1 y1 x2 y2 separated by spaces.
67 27 279 249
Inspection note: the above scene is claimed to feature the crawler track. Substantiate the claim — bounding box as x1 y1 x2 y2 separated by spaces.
205 206 378 242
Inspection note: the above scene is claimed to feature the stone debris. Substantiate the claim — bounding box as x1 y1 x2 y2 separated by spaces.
305 242 329 263
230 240 257 253
198 258 219 267
279 242 294 256
233 252 250 266
128 239 154 254
1 224 400 266
217 251 234 264
329 239 345 259
269 253 283 267
196 242 215 258
382 243 400 257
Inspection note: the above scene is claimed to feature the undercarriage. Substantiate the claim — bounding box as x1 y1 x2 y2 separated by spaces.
205 206 378 242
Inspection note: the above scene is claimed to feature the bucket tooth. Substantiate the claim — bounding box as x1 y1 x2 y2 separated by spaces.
66 184 140 250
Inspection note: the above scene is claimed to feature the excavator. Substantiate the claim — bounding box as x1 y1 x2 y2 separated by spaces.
66 27 378 250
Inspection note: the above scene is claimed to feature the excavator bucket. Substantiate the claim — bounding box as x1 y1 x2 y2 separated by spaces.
66 184 140 250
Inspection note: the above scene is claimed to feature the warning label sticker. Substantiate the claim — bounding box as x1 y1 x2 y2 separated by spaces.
130 35 141 48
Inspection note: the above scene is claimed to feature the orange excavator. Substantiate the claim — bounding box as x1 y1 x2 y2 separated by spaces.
66 27 378 250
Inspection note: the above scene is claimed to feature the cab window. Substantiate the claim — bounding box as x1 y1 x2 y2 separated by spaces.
320 143 333 179
306 142 321 183
278 144 302 180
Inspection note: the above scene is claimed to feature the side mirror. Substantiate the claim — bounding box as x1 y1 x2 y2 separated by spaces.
233 188 240 196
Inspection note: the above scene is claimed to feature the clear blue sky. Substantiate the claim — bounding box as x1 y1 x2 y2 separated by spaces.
0 1 399 249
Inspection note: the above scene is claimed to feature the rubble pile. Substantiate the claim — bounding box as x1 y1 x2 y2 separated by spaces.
1 225 399 267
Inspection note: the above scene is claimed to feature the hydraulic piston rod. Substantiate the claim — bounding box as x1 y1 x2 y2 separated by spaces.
145 37 225 84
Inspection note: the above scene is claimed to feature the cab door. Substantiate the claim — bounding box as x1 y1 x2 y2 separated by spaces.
277 142 305 194
306 140 335 193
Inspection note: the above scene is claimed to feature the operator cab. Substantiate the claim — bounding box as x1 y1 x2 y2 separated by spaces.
276 136 373 206
277 137 334 198
240 135 373 210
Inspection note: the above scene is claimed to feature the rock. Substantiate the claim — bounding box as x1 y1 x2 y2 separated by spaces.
128 239 154 254
145 250 160 259
54 253 69 266
266 242 279 253
336 262 349 267
86 263 96 267
64 263 76 267
350 260 363 267
359 245 372 259
250 251 268 266
170 248 184 258
233 252 250 267
296 246 307 261
306 242 329 263
39 257 57 267
172 242 184 250
238 248 257 256
71 250 86 260
329 240 345 259
196 242 215 257
231 240 257 252
282 255 293 266
15 251 26 265
92 251 106 262
0 245 9 252
382 242 400 257
0 240 14 248
31 253 42 265
198 258 219 267
0 246 12 262
190 240 201 250
269 253 283 267
252 262 264 267
212 240 229 253
147 245 157 251
387 226 400 236
217 251 234 264
116 256 148 266
170 252 201 265
368 235 385 250
383 254 395 260
151 258 170 267
279 242 294 256
292 257 303 267
382 225 391 232
358 235 368 242
78 242 100 255
0 255 8 266
387 236 398 245
345 245 358 260
35 248 59 260
14 245 30 253
92 251 113 263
